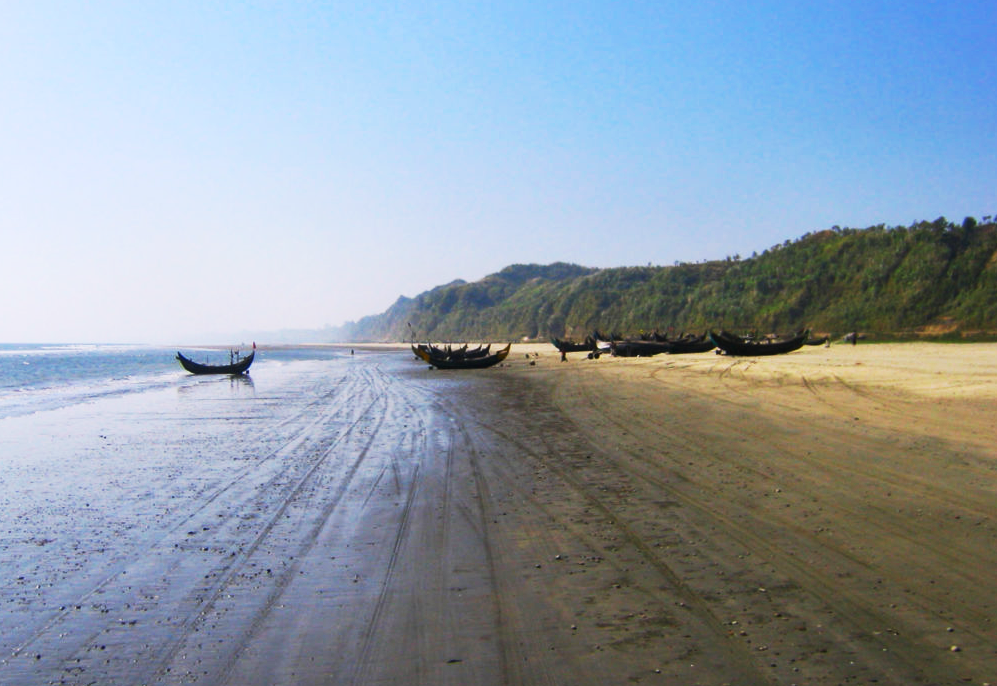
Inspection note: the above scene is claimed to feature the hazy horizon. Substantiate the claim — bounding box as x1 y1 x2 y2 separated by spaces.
3 2 994 344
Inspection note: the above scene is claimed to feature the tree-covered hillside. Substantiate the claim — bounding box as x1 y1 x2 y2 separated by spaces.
334 217 997 342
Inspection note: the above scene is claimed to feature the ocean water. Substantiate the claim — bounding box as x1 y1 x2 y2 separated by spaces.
0 343 344 419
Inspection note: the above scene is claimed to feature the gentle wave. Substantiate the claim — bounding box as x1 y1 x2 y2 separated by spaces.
0 344 347 419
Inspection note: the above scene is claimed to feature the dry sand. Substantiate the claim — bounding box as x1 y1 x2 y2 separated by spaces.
502 341 997 685
2 342 994 685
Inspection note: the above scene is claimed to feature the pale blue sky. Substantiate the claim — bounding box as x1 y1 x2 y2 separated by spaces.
2 1 994 343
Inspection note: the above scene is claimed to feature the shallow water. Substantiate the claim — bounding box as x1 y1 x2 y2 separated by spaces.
0 343 345 419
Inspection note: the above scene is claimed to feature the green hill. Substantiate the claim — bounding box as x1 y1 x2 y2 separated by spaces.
335 216 997 342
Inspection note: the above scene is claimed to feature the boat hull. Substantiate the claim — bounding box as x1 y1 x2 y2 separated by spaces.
709 331 809 356
551 337 595 353
176 351 255 375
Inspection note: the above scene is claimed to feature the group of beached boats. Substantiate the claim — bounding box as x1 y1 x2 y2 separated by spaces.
173 327 822 378
553 329 826 358
409 327 824 371
407 328 821 371
411 342 512 369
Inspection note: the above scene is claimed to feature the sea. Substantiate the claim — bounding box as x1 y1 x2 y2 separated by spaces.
0 343 346 420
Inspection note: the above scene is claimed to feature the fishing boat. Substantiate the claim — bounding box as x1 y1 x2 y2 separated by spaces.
176 345 255 375
416 343 511 369
431 343 491 360
709 330 809 357
665 333 716 354
551 336 596 353
610 340 672 357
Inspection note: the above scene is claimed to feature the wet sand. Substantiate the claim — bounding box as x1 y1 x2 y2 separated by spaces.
1 343 995 685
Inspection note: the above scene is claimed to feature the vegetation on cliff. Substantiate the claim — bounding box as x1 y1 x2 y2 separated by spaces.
335 216 997 342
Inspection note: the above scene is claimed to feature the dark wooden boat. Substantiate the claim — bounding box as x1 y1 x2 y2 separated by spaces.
709 330 809 357
610 340 672 357
606 331 714 357
417 343 511 369
804 335 829 346
551 336 595 353
415 343 453 360
176 348 255 375
665 333 716 354
414 343 491 361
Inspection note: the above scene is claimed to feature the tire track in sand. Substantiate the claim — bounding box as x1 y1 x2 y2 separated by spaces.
560 361 983 684
157 365 396 685
4 365 361 681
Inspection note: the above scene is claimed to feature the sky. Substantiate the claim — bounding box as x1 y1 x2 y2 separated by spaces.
1 1 995 343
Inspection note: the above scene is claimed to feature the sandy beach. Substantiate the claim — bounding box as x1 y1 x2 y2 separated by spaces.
1 342 994 685
505 341 997 685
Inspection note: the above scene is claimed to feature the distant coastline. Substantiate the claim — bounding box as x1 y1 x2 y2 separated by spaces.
296 218 997 345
